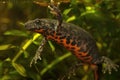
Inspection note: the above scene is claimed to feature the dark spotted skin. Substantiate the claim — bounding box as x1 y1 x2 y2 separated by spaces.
25 18 100 64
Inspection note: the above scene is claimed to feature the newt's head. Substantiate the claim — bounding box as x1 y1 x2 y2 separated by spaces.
25 18 56 33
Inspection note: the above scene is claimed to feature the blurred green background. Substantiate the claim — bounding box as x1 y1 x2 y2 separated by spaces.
0 0 120 80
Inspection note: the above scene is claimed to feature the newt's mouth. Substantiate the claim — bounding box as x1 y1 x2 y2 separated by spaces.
34 29 44 33
25 25 34 31
25 25 36 31
25 22 44 34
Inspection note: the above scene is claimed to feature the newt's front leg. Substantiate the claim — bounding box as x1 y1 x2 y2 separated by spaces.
30 38 47 67
48 0 62 31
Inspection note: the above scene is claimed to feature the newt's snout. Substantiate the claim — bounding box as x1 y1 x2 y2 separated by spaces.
25 20 40 31
25 21 35 31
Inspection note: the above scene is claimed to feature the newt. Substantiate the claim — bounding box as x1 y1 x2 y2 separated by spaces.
25 0 119 80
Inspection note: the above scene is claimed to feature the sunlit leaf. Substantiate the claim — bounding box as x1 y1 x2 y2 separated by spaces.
63 8 72 15
12 63 27 77
4 30 28 37
81 6 96 16
32 40 40 45
32 35 43 45
0 44 16 50
66 15 76 22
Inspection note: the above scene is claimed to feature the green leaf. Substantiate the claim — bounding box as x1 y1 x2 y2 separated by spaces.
23 50 29 58
0 44 16 50
48 41 55 52
63 8 72 15
66 15 76 22
12 63 27 77
4 30 28 37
